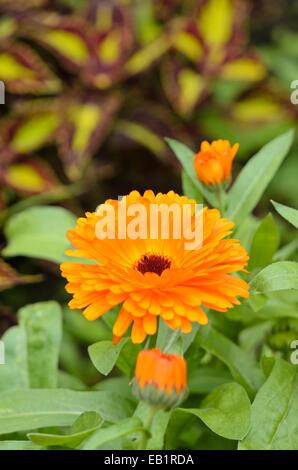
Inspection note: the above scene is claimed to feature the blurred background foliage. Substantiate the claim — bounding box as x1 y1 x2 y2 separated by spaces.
0 0 298 428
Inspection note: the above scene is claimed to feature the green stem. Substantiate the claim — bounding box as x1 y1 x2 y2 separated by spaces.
164 329 180 353
138 404 158 450
216 184 226 214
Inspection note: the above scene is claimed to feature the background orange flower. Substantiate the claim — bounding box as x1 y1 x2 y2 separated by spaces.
194 140 239 185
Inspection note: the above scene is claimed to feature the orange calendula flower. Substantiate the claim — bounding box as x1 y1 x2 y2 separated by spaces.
61 190 249 344
194 139 239 186
132 348 187 408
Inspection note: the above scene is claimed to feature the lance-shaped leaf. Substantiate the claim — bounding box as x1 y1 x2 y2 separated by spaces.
221 55 266 81
126 34 170 76
248 214 280 272
171 24 204 64
0 258 42 291
0 43 60 94
197 0 235 51
22 13 92 72
162 59 207 115
2 158 58 195
0 106 61 160
231 95 287 123
57 93 119 180
226 129 294 224
271 200 298 229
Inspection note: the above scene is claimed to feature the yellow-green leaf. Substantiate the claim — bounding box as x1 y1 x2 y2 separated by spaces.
11 113 60 153
232 96 284 123
178 69 205 114
0 53 34 80
126 35 170 75
198 0 233 49
45 30 89 64
98 31 121 65
70 104 101 152
5 164 45 193
221 57 266 81
173 31 203 62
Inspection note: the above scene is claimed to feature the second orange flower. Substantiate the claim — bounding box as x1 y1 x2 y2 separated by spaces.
194 139 239 186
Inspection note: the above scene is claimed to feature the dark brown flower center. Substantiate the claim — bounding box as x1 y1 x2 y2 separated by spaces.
136 253 171 276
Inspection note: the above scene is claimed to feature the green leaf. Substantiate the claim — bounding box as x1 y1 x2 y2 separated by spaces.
0 45 61 94
271 200 298 229
234 215 259 250
115 340 140 377
250 261 298 294
189 367 233 395
274 239 298 261
239 321 274 357
156 320 183 354
88 338 129 376
195 325 264 397
156 319 198 355
0 389 133 435
93 377 131 400
0 326 29 391
28 412 103 448
174 383 251 440
11 113 59 154
19 301 62 388
198 0 233 48
58 371 86 391
0 441 44 450
182 170 203 203
166 138 217 206
227 130 294 224
3 205 77 263
44 30 89 65
248 214 280 271
81 417 143 450
227 291 298 324
63 307 110 344
239 359 298 449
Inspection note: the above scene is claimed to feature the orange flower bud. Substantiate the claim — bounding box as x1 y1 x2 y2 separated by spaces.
132 348 187 408
194 139 239 186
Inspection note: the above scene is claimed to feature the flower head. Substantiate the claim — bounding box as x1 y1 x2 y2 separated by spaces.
194 139 239 186
61 190 248 344
132 348 187 408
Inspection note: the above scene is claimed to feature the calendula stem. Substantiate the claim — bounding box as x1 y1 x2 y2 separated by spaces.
138 404 158 450
164 329 179 353
216 184 226 214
